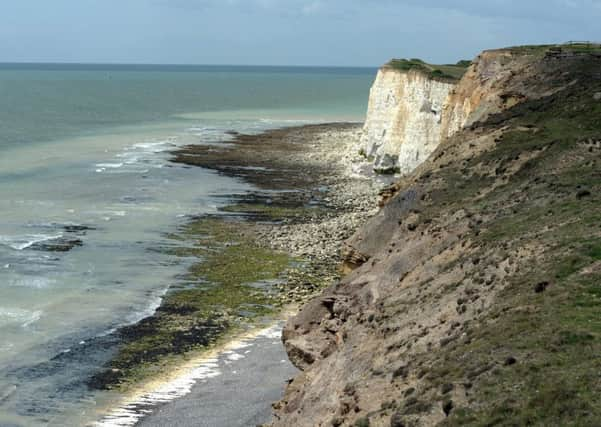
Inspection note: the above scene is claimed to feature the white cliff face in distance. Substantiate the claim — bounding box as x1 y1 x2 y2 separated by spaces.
361 67 456 174
361 51 540 176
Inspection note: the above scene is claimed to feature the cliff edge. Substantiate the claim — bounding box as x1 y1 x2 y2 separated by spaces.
360 62 459 174
361 48 585 177
273 44 601 426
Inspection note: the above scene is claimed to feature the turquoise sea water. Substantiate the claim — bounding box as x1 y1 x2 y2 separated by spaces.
0 64 374 426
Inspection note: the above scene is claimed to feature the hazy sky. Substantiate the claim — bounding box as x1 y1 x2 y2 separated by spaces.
1 0 599 66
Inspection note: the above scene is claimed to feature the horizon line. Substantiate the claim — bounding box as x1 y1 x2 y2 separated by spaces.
0 61 379 69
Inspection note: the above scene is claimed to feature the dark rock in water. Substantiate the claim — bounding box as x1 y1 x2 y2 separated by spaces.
30 238 83 252
86 368 123 391
63 225 95 233
119 196 138 203
88 314 229 390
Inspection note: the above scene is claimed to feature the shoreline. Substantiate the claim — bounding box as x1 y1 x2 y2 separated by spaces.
92 317 294 426
91 122 385 425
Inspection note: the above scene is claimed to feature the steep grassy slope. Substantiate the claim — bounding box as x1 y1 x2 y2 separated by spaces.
417 71 601 427
273 50 601 426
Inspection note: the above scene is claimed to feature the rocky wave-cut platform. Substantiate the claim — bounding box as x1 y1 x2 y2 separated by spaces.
89 122 387 425
174 123 383 297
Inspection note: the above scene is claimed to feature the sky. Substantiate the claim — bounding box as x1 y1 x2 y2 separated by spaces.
0 0 600 66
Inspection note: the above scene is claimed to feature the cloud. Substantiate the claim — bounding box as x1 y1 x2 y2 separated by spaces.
302 1 324 15
2 0 600 65
392 0 601 25
157 0 328 14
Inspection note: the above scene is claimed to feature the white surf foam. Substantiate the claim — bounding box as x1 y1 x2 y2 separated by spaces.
8 276 55 289
92 323 283 427
0 234 63 251
131 141 176 153
95 163 124 169
96 138 179 175
225 352 245 361
0 307 43 328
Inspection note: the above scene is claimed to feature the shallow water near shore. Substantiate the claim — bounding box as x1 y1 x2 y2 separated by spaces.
0 64 374 426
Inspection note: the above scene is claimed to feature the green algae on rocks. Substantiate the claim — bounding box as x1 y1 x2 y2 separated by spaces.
89 180 351 390
89 214 295 390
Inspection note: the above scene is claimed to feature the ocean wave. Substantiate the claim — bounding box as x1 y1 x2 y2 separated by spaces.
131 141 177 153
95 163 125 173
0 233 63 251
96 139 178 175
95 163 124 169
259 118 314 124
0 307 43 328
123 288 167 326
8 276 55 289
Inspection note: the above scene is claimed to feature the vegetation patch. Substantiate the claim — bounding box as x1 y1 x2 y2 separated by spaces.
221 203 327 222
374 166 401 175
506 42 601 56
406 68 601 426
89 215 295 389
88 165 349 391
386 58 468 81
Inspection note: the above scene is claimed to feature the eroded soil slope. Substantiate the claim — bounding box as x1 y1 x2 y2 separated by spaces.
273 50 601 426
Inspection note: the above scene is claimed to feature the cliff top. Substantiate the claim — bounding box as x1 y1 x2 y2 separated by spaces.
385 43 601 84
487 41 601 57
384 58 469 81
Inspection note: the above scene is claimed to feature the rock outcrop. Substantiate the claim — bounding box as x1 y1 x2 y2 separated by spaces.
273 45 601 426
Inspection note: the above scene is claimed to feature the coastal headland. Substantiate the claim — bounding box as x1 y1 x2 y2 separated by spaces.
94 43 601 427
273 44 601 426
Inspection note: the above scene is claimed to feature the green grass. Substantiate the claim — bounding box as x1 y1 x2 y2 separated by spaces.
505 42 601 56
562 42 601 54
439 252 601 426
504 44 556 55
386 58 468 81
425 233 601 426
412 68 601 425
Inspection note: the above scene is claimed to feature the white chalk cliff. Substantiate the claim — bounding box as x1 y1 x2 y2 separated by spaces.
362 51 551 175
361 67 456 174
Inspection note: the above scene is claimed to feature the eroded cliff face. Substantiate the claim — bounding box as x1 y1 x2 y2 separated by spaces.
362 49 571 177
361 69 455 174
440 49 558 137
273 47 601 426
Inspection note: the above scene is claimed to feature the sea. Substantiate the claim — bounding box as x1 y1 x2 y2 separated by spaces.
0 63 375 426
